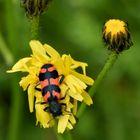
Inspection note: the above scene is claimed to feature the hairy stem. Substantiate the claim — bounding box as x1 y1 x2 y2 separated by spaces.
77 52 118 117
31 15 40 39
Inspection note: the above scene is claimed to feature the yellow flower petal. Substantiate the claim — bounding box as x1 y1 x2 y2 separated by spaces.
71 70 94 85
60 84 68 97
7 57 32 73
66 75 87 92
72 99 77 115
19 74 38 91
27 66 39 76
44 44 60 60
81 91 93 105
65 77 76 93
62 102 73 114
35 104 51 128
68 90 83 101
66 115 76 130
28 84 36 112
62 55 71 74
58 115 69 133
60 95 70 105
67 102 74 109
103 19 126 36
19 77 29 91
69 55 88 75
29 56 43 69
70 75 87 89
54 57 66 75
34 90 43 101
67 122 73 130
69 115 76 124
29 40 50 63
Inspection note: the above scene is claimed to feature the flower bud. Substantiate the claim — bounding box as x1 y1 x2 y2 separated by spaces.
21 0 51 17
103 19 133 53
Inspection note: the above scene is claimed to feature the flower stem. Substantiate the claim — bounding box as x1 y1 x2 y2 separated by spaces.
54 125 73 140
77 51 119 117
53 126 64 140
56 132 73 140
65 132 73 140
30 15 40 39
56 134 65 140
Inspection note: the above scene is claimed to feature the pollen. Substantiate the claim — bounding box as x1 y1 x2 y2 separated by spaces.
103 19 133 53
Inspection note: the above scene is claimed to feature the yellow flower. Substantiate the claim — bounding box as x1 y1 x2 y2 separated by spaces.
103 19 133 53
7 40 94 133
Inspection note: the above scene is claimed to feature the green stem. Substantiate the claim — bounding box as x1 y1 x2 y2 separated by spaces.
65 132 73 140
53 126 65 140
30 15 39 39
56 134 65 140
77 51 119 117
53 125 73 140
56 132 73 140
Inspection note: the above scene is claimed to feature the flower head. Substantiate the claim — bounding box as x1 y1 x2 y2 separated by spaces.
103 19 133 53
7 40 94 133
21 0 51 17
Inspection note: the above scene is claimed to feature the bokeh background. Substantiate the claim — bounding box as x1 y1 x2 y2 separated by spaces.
0 0 140 140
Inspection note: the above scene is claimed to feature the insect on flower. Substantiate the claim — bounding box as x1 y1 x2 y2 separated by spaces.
7 40 94 133
35 63 66 117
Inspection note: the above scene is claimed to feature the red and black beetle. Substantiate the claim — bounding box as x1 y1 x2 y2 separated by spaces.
35 64 65 117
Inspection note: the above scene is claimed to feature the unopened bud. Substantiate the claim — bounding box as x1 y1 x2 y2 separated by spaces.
103 19 133 53
21 0 51 17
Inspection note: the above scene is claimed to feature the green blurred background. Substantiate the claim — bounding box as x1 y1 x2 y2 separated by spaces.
0 0 140 140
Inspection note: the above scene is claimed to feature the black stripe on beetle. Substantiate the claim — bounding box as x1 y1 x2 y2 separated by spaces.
42 85 61 96
39 70 58 81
